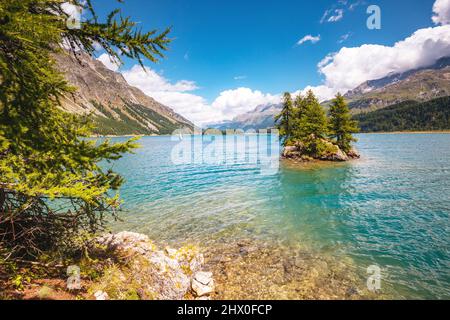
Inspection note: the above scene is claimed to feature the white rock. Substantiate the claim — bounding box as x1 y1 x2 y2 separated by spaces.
165 248 178 256
95 232 211 300
192 271 215 297
282 146 298 158
195 271 213 285
94 290 109 300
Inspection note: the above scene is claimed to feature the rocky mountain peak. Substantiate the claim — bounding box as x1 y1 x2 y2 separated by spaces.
54 52 193 135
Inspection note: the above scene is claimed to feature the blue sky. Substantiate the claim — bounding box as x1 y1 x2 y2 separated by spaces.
89 0 450 125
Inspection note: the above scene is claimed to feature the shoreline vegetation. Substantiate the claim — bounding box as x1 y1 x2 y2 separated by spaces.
0 0 192 301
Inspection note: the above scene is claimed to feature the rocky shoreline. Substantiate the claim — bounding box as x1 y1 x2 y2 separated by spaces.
88 233 381 300
90 232 215 300
282 141 360 162
5 232 385 300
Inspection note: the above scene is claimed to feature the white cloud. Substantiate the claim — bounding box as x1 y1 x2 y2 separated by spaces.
120 24 450 124
97 53 121 72
320 10 332 24
61 2 81 17
149 91 222 126
121 65 217 125
338 32 352 43
349 0 365 11
432 0 450 25
317 25 450 94
297 35 321 45
293 85 338 102
234 75 247 80
112 4 450 126
328 9 344 22
122 65 198 92
211 88 280 119
320 1 363 23
120 65 279 126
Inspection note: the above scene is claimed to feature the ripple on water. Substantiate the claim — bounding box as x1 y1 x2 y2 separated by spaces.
107 134 450 299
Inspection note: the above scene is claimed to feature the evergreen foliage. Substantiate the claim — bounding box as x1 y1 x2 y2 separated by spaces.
0 0 170 260
329 93 359 153
276 90 359 158
275 92 294 144
299 90 329 139
354 96 450 132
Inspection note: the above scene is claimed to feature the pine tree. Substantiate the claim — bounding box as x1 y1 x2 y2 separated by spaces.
291 93 306 140
295 90 331 157
294 93 308 118
0 0 171 260
275 92 294 145
299 90 328 139
329 93 359 153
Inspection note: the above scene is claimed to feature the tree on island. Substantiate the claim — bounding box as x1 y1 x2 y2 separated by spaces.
275 92 295 144
298 90 328 139
0 0 170 262
291 93 307 141
328 93 359 153
297 90 332 157
276 90 359 160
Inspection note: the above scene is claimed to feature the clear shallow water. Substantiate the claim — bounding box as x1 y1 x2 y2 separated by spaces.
107 133 450 299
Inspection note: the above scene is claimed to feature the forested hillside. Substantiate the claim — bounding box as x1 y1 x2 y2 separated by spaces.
354 96 450 132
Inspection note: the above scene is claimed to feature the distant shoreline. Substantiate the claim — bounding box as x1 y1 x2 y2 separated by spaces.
359 130 450 134
91 130 450 138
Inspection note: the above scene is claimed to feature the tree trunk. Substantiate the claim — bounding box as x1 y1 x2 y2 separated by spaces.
0 188 5 213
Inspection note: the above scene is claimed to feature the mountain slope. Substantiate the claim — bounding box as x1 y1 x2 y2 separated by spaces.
353 96 450 132
54 53 193 135
210 103 282 130
345 56 450 113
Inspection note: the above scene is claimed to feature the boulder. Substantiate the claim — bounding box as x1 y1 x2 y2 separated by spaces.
282 146 298 158
318 140 349 162
347 147 361 159
191 271 215 297
95 232 211 300
320 147 349 161
94 290 109 300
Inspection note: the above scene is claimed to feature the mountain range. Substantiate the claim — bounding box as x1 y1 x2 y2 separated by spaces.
55 52 193 135
208 103 282 131
212 56 450 131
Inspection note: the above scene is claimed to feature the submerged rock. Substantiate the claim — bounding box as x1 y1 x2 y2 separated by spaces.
203 239 381 300
93 232 212 300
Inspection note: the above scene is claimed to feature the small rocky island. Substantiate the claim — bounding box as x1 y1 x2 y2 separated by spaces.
282 137 360 162
276 91 360 162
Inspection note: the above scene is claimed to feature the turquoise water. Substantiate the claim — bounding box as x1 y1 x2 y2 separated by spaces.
108 133 450 299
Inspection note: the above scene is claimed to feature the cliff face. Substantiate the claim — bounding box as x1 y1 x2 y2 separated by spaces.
54 53 193 135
